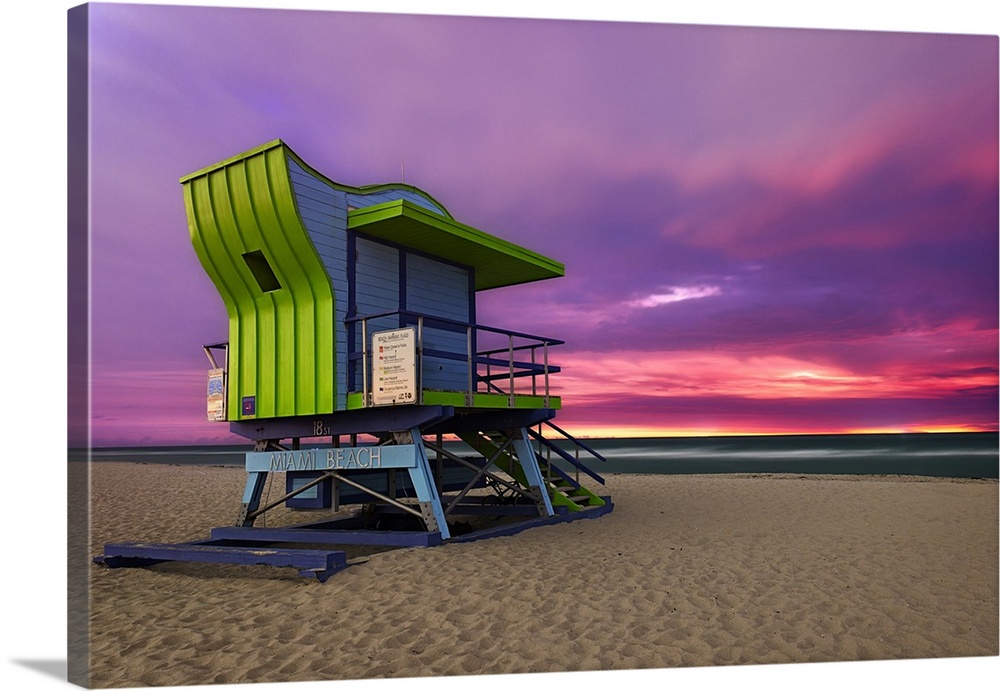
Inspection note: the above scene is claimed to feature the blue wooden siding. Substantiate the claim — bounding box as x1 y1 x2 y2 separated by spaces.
286 155 474 398
347 188 447 216
354 235 401 336
405 254 471 391
286 156 349 411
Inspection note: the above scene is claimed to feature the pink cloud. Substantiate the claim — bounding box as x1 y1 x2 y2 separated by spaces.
89 365 240 446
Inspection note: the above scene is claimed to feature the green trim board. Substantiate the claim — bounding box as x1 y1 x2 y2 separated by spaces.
349 200 564 290
344 391 561 410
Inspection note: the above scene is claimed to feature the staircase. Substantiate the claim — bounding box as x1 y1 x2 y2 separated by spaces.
456 423 608 512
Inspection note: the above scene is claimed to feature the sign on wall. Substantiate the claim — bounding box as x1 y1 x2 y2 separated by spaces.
207 368 226 421
372 327 417 406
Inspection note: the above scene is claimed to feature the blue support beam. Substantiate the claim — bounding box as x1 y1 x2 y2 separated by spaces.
229 405 455 441
405 427 451 539
424 408 554 435
94 497 614 579
238 471 269 526
209 526 444 547
511 427 554 516
527 428 607 486
96 542 349 582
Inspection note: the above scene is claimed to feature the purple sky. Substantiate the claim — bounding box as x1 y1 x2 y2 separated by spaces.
77 2 997 445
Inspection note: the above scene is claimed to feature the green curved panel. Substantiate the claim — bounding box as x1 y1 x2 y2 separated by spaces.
183 144 335 420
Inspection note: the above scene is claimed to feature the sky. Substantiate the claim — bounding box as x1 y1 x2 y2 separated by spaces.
70 1 997 445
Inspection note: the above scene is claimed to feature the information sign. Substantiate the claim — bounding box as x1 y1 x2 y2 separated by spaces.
372 327 417 406
207 368 226 421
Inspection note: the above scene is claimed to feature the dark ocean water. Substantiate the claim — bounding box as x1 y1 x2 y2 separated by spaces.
83 432 998 479
574 432 998 479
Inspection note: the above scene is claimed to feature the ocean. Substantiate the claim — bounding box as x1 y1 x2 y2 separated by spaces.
84 432 998 479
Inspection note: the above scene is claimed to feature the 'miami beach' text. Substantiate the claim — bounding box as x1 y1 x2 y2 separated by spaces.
266 447 382 471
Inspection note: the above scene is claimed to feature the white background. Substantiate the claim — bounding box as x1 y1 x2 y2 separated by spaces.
2 2 997 690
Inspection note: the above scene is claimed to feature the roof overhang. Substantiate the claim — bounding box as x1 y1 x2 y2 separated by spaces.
348 199 564 290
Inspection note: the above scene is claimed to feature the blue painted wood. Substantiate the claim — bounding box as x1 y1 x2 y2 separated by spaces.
93 497 613 580
287 156 350 410
422 407 555 435
405 429 450 539
98 542 348 572
354 236 401 343
540 420 609 463
405 253 472 391
229 405 455 440
285 472 330 508
241 471 268 505
347 231 359 390
283 460 485 509
347 188 447 216
246 444 418 472
405 254 470 319
209 526 444 547
282 515 367 530
511 428 554 516
348 228 477 395
476 356 561 376
526 428 607 486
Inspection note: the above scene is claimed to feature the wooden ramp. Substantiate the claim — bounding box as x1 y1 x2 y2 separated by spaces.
96 542 350 583
94 497 612 582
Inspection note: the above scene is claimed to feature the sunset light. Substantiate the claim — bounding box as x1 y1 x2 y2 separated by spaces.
77 7 998 446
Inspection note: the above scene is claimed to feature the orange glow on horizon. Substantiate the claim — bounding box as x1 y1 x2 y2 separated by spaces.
553 423 998 440
549 320 998 406
846 424 998 435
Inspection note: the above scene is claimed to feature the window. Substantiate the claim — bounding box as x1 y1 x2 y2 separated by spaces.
242 250 282 293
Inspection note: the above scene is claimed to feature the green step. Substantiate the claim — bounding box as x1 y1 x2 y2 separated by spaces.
458 431 607 512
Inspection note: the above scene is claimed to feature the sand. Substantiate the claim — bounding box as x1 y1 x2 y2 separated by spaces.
79 463 998 688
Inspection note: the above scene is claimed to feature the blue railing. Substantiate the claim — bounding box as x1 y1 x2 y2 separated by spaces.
346 310 563 407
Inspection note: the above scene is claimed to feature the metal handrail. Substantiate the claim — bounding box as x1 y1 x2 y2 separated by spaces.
348 309 561 405
346 309 564 347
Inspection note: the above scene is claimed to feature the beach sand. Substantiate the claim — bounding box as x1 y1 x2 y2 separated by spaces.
81 463 998 687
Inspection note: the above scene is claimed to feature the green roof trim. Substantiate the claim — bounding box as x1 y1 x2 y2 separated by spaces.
348 199 564 290
180 139 286 184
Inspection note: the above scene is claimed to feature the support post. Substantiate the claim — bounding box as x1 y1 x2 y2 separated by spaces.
508 334 515 407
237 439 281 526
237 472 268 527
401 427 451 540
362 318 369 407
511 427 555 517
466 325 475 406
417 315 425 405
543 341 550 407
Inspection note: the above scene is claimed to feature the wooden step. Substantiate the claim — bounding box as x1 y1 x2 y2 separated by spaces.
97 541 348 581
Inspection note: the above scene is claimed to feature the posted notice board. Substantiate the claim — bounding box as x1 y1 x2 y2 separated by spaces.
206 368 226 421
372 327 417 406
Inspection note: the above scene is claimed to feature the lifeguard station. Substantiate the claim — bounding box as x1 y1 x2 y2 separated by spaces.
96 140 612 581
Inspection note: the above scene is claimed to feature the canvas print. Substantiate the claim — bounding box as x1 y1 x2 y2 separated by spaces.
67 2 997 689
